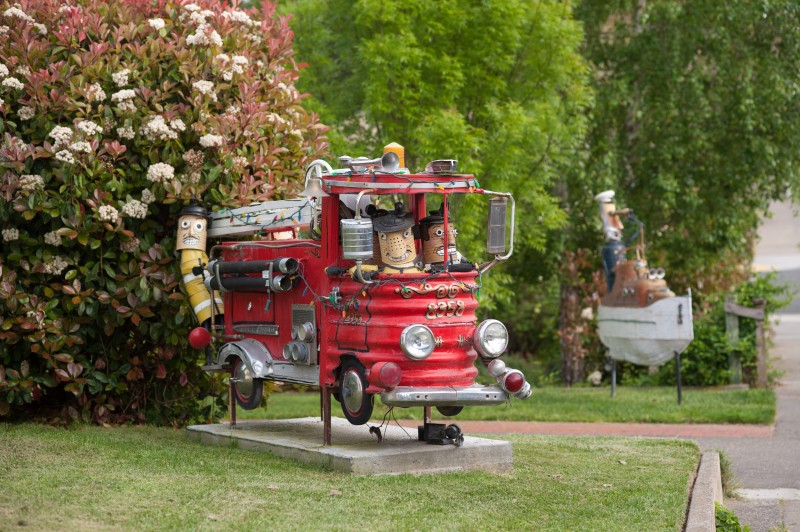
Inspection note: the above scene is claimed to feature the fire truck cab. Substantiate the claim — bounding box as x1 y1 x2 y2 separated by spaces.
189 149 531 437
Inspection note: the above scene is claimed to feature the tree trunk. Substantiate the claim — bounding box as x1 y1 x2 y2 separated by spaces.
559 281 586 386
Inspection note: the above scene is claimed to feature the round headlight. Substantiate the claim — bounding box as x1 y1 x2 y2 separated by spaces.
473 319 508 358
400 324 435 360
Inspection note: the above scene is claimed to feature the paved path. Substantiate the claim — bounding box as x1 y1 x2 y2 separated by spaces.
704 201 800 531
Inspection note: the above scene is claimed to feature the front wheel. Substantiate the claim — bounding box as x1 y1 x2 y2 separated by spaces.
230 358 263 410
338 359 373 425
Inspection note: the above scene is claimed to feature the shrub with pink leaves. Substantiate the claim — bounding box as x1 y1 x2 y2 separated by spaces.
0 0 328 424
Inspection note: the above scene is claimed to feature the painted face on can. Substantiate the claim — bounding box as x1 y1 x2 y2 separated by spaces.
176 214 207 251
422 223 458 264
379 228 416 268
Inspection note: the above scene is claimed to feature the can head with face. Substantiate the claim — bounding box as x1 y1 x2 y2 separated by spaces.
176 200 210 252
419 208 459 265
373 203 417 270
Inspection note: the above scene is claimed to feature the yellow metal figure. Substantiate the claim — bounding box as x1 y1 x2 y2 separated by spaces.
177 200 223 325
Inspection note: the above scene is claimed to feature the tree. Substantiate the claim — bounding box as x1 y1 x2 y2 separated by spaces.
288 0 592 319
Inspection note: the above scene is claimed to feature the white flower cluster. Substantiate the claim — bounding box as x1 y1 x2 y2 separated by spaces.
276 82 299 100
111 89 136 112
0 26 8 35
77 120 103 136
141 189 156 204
87 83 106 103
49 126 73 149
15 65 31 77
58 5 72 14
3 6 34 23
117 126 135 140
55 150 75 164
98 205 119 223
220 55 248 81
34 22 46 35
122 199 148 219
0 64 7 77
187 24 223 47
2 227 19 242
44 231 61 246
19 174 44 191
184 3 201 12
147 162 175 183
190 9 215 25
112 68 130 87
148 18 165 30
17 106 34 120
199 134 224 148
0 96 4 107
69 141 92 154
141 115 183 141
246 34 262 46
2 77 23 90
120 237 139 254
192 80 217 101
222 10 256 27
44 255 69 276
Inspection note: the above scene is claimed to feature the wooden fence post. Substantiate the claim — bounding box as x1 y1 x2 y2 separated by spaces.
724 298 767 388
752 298 768 388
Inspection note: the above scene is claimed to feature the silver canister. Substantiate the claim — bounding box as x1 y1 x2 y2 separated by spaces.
341 218 374 260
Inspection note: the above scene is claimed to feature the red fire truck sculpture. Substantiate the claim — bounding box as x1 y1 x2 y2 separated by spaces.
184 145 531 444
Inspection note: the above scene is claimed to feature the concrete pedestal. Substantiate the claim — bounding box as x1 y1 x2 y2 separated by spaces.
186 417 512 476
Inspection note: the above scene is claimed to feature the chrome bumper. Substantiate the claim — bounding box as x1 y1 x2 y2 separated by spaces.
381 385 508 407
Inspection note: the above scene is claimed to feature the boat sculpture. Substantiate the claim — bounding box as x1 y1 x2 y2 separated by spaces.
594 191 693 368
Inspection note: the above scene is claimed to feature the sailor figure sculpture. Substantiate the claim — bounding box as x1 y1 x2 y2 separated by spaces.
593 191 693 402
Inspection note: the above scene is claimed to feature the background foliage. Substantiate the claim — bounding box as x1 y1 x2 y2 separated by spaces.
0 0 326 423
288 0 592 314
555 0 800 383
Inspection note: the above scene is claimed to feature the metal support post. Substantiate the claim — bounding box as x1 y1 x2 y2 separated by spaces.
322 386 332 446
229 379 237 428
675 351 683 405
610 358 616 399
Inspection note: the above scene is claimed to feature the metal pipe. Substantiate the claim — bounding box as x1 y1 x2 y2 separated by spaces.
208 258 298 275
353 189 374 220
208 275 292 292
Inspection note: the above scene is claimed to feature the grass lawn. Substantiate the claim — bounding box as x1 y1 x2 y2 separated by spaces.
0 423 698 530
236 386 776 425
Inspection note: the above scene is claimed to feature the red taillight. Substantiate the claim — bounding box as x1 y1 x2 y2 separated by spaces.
503 370 525 393
188 327 212 350
368 362 402 389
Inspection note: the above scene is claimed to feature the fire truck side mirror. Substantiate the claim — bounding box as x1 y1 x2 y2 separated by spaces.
487 197 507 255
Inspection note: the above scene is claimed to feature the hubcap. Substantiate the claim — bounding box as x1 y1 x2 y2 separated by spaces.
341 369 364 414
233 361 253 398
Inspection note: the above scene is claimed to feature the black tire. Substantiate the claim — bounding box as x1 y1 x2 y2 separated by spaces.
338 359 373 425
230 358 263 410
436 406 464 417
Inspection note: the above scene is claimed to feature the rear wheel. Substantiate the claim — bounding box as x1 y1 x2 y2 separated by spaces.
230 358 263 410
436 406 464 417
339 359 373 425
